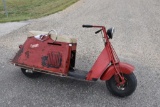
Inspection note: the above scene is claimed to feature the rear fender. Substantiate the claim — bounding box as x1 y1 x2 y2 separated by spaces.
100 62 135 81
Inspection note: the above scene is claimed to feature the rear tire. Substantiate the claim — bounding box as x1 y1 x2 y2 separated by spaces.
21 68 42 78
106 73 137 97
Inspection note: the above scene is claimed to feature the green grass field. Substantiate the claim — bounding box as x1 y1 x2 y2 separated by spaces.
0 0 78 23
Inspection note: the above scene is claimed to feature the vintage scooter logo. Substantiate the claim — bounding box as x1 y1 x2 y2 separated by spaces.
30 44 39 48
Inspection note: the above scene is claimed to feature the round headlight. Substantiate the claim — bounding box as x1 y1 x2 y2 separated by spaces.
107 27 115 39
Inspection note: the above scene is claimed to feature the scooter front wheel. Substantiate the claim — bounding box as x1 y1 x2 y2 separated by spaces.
21 68 42 78
106 73 137 97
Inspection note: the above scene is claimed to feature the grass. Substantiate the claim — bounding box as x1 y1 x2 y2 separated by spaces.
0 0 79 23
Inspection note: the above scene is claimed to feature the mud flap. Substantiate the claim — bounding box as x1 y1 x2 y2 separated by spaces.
100 62 135 81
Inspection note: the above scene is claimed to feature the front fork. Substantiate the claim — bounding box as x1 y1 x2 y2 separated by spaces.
113 63 126 86
107 39 126 86
114 71 126 86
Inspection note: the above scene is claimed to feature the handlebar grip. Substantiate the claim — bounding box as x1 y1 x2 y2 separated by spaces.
82 25 93 28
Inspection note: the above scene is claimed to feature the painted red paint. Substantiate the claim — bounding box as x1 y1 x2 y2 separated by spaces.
10 25 137 97
86 44 111 80
11 25 135 82
12 36 73 75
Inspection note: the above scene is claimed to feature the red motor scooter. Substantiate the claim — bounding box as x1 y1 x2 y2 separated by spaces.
11 25 137 97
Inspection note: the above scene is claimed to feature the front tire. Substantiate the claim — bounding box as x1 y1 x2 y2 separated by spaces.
21 68 42 78
106 73 137 97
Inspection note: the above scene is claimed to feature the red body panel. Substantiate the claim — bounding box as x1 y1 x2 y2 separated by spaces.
11 36 73 75
100 62 135 80
86 44 111 80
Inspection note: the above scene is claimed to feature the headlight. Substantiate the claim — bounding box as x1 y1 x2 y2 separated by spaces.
107 27 115 39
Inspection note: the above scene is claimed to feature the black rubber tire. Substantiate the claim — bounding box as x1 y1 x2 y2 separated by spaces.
21 68 42 78
106 73 137 97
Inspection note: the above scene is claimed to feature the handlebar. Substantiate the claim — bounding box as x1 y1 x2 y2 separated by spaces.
83 25 105 35
82 25 93 28
82 25 105 28
82 25 111 41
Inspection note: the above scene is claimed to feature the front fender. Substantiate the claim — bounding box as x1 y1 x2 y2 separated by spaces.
100 62 135 81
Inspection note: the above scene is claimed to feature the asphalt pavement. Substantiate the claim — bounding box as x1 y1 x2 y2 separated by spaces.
0 22 28 37
0 0 160 107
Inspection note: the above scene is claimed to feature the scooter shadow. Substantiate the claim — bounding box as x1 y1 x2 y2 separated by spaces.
38 73 96 87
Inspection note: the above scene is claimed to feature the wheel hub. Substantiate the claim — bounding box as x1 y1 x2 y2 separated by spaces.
117 85 125 90
25 69 33 73
115 74 126 88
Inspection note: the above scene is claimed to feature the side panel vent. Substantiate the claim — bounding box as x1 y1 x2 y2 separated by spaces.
42 52 62 68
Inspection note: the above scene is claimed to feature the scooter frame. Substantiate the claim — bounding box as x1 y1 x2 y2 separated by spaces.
11 25 134 84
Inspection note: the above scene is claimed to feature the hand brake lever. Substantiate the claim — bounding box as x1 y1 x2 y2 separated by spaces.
95 29 102 34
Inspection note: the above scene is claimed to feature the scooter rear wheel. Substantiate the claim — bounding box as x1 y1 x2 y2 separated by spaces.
21 68 42 78
106 73 137 97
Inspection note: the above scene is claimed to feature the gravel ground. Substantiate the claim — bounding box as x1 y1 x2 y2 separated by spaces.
0 22 28 37
0 0 160 107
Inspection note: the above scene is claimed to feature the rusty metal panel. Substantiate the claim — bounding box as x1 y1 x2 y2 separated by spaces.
11 36 72 75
